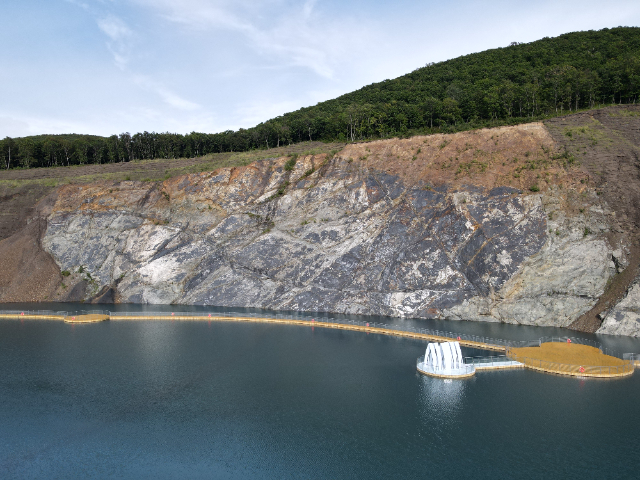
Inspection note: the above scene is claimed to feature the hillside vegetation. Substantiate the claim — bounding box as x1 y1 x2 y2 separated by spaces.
1 27 639 169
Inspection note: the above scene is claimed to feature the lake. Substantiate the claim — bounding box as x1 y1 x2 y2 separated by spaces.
1 303 639 479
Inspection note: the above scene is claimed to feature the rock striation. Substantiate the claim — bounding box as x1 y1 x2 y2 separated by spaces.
42 157 549 313
443 187 617 327
2 117 638 334
37 152 614 326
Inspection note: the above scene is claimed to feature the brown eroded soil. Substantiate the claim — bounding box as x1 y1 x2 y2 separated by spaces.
0 218 61 302
339 122 588 192
511 342 625 367
0 184 56 241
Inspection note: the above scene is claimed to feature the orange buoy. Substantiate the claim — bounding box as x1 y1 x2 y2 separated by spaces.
579 366 585 373
567 338 572 343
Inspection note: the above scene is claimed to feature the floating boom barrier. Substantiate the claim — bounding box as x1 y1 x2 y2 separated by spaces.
1 310 636 378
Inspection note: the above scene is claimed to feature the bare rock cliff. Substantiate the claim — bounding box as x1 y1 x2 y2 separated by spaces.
2 111 640 335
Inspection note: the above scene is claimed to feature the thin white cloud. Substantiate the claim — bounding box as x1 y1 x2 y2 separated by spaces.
153 0 255 32
97 15 133 69
133 75 201 111
98 15 132 42
130 0 368 79
302 0 316 19
157 89 201 111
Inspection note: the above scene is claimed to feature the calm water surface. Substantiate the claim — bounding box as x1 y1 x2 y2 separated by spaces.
1 303 639 479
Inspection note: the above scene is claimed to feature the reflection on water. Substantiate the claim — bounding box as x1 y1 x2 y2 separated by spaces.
134 321 180 373
418 374 470 426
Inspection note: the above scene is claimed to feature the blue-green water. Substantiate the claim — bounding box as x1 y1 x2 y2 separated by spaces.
1 303 639 479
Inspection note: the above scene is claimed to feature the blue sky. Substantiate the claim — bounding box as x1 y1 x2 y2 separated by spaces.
1 0 640 138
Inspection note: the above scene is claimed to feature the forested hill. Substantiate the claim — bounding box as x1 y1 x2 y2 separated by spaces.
2 27 640 169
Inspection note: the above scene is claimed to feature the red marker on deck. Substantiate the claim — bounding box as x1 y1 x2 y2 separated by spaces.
366 323 369 327
457 336 461 340
567 338 571 343
21 312 24 316
208 313 211 318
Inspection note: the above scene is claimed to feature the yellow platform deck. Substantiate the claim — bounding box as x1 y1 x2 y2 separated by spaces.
507 342 634 378
64 314 109 323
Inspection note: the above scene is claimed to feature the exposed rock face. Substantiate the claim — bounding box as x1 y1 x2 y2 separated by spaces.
443 187 617 327
35 150 616 326
597 283 640 337
544 106 640 334
2 117 636 332
41 156 550 314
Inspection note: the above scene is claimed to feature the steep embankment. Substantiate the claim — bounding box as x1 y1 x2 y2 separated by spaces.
544 107 640 336
1 107 639 335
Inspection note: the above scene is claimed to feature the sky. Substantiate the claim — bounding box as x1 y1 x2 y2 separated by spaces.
1 0 640 138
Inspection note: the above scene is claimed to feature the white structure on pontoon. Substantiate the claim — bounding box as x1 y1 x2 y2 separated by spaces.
417 341 476 378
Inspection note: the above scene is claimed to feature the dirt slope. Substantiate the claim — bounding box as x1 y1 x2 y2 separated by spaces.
0 218 61 302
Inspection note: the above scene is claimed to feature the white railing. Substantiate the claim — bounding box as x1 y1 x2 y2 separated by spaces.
464 355 514 365
0 310 67 317
416 357 475 376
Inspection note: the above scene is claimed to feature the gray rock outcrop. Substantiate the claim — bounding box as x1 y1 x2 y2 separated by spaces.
597 283 640 337
37 154 617 326
443 187 617 327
